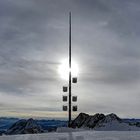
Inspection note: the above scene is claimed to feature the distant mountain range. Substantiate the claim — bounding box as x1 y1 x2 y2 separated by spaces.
71 113 140 131
0 118 67 135
0 113 140 135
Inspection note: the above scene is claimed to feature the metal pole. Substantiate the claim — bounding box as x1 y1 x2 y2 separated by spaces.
68 12 72 127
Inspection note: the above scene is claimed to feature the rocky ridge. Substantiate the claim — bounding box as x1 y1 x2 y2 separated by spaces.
6 118 44 135
71 113 140 131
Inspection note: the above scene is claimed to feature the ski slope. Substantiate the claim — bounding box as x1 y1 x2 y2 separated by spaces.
1 131 140 140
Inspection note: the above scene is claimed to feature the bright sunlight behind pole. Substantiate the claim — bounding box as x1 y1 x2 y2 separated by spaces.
58 59 79 80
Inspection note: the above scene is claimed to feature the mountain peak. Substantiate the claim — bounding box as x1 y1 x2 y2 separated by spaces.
6 118 44 135
78 112 89 117
71 113 123 129
71 113 89 128
104 113 121 122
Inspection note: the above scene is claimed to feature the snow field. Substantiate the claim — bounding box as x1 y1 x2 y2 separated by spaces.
1 131 140 140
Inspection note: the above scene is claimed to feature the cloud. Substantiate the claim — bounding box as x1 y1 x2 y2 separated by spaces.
0 0 140 118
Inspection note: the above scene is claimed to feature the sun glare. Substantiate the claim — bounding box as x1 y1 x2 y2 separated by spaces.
58 59 79 80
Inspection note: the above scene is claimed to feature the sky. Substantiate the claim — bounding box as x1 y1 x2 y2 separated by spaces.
0 0 140 119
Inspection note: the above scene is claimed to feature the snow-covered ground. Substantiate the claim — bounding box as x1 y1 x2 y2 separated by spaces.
1 131 140 140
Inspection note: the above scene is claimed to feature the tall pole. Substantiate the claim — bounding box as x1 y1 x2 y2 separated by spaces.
62 12 77 126
68 12 72 127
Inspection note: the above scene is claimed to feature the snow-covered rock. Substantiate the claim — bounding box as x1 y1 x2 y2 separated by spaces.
6 118 44 135
71 113 105 128
83 113 105 128
71 113 140 131
71 113 89 128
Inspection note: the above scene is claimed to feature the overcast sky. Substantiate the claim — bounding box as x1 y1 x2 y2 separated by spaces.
0 0 140 119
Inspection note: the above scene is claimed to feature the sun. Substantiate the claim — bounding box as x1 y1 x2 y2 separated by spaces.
58 59 79 80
